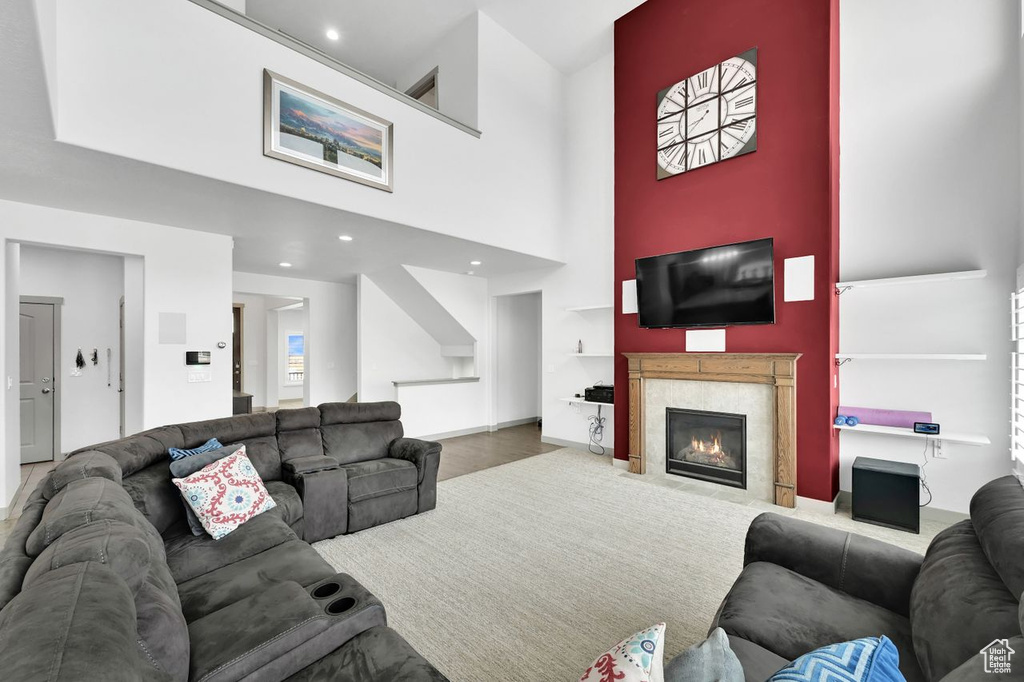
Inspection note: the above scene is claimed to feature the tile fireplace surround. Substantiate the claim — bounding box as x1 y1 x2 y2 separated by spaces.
624 353 801 508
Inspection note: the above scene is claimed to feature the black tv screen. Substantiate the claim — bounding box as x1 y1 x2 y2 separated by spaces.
635 238 775 328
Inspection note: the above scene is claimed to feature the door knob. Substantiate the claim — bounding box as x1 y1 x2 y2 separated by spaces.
41 388 53 394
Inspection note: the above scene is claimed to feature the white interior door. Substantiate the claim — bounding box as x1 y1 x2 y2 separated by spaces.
20 302 56 464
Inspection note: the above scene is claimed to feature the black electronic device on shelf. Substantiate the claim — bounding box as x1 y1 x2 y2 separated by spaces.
585 384 614 404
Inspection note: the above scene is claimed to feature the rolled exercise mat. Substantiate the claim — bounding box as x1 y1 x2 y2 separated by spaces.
838 406 931 429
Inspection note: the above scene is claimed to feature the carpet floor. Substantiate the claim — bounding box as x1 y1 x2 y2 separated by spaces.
314 449 941 682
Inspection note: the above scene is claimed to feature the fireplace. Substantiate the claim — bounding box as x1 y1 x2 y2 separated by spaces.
666 408 746 488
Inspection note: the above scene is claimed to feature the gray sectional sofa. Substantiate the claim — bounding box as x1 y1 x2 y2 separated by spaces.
710 475 1024 682
0 401 448 681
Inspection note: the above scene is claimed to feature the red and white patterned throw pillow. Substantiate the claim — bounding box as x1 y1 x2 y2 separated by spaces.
581 623 666 682
172 447 276 540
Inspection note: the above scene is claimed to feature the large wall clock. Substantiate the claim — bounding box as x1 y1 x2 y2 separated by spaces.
657 48 757 179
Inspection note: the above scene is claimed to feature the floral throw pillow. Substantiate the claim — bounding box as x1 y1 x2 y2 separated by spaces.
581 623 666 682
172 448 276 540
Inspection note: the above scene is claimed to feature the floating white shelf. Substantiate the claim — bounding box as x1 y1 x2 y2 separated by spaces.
568 353 614 358
836 269 986 291
835 353 987 362
560 397 614 408
565 304 613 313
834 423 990 446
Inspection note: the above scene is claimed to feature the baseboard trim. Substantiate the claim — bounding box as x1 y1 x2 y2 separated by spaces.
611 457 629 470
541 436 614 458
418 425 490 441
492 417 540 431
835 491 968 524
796 494 839 515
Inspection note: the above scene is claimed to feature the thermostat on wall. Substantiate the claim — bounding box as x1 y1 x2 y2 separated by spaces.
185 351 211 366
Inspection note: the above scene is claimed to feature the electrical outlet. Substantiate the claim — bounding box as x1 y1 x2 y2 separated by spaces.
932 439 946 459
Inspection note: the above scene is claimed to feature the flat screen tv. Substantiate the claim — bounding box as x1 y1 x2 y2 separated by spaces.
635 238 775 329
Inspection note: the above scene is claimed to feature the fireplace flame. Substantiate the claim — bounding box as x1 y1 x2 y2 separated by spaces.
691 432 725 459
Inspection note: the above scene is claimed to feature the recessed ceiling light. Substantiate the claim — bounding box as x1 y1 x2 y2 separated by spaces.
339 235 353 241
470 260 482 266
326 28 340 41
279 262 293 268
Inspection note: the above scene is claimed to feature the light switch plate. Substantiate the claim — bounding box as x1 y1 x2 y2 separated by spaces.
187 369 212 383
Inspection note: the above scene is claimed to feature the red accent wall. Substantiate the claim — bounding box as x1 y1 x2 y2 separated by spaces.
613 0 841 501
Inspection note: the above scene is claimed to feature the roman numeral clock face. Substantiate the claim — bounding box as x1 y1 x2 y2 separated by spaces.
657 48 757 179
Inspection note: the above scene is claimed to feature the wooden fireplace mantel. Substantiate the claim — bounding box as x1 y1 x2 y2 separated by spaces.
623 353 801 508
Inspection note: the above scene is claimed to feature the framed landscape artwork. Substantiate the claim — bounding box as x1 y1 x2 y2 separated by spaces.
264 70 394 192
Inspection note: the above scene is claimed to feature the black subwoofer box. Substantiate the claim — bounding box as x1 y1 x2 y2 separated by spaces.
852 456 921 534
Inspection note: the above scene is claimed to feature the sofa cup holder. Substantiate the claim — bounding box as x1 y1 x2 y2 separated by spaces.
311 582 341 600
326 597 357 615
308 574 383 622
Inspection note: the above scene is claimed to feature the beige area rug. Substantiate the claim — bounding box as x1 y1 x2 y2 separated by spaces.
314 449 940 682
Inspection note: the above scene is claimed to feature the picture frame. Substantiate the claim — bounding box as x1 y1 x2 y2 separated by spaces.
263 69 394 192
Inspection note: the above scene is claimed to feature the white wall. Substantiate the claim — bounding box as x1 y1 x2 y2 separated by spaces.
4 244 20 514
20 246 123 453
488 54 615 454
233 272 356 407
495 293 541 425
396 12 478 128
43 0 565 263
397 381 487 439
0 199 234 514
358 267 490 438
840 0 1020 513
358 275 462 401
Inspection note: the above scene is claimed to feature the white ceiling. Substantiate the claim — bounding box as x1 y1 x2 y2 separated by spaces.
0 0 562 284
244 0 646 80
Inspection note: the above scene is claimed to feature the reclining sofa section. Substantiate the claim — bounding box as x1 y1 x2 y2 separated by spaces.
0 401 447 682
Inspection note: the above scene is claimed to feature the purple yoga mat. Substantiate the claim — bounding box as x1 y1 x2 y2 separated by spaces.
838 406 932 429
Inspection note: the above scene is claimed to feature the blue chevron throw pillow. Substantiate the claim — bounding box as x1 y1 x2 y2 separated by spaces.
768 636 905 682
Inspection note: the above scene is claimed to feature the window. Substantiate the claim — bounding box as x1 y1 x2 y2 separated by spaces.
287 333 304 383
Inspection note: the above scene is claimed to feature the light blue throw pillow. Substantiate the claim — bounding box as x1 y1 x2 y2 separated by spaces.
168 438 223 462
665 627 744 682
768 636 905 682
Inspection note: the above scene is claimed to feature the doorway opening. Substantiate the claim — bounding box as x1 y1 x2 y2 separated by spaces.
493 292 542 431
231 292 308 412
18 245 125 463
405 67 439 110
